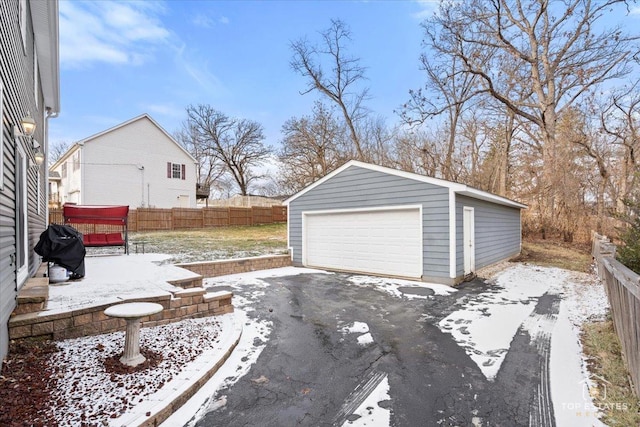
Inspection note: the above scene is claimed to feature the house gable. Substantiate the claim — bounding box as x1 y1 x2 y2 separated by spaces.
50 114 197 208
75 114 195 163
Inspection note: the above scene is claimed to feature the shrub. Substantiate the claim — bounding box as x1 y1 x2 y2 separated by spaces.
616 199 640 275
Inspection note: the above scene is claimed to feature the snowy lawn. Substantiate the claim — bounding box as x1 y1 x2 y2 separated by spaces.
122 223 288 264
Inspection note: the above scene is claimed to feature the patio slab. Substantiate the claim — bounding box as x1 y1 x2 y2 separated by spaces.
46 254 200 312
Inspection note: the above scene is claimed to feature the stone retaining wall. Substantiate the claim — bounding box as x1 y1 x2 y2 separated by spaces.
9 254 292 342
9 289 232 341
175 254 292 278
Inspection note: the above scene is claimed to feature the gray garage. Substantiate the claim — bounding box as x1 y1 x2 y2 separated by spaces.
284 160 526 285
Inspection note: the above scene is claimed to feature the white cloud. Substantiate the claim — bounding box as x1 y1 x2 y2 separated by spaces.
144 103 185 119
192 13 230 28
172 43 227 96
193 14 216 28
59 0 170 69
631 6 640 15
412 0 440 20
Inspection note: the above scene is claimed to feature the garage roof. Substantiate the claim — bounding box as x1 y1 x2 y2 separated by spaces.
284 160 527 209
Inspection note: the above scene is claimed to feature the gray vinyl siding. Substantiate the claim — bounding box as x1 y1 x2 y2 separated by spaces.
288 166 451 280
1 0 48 367
455 195 522 277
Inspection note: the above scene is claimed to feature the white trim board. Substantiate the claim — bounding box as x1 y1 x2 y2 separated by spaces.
284 160 527 210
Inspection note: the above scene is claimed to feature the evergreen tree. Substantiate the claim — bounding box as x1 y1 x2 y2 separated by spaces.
617 199 640 275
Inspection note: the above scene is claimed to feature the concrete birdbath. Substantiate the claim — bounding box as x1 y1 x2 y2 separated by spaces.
104 302 164 367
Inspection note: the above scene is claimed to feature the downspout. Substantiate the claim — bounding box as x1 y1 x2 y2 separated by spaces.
449 188 457 281
45 108 59 225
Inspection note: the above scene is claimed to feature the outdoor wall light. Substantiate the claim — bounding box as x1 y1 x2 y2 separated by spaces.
13 112 37 139
34 147 45 166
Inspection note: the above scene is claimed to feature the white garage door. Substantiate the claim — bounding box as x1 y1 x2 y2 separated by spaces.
303 207 423 278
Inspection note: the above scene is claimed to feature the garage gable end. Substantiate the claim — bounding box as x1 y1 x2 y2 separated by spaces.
288 164 451 281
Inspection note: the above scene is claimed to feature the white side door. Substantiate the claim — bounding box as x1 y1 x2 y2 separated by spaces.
463 206 475 276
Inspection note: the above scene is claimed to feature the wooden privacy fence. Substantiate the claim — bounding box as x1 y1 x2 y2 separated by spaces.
592 232 640 397
50 206 287 232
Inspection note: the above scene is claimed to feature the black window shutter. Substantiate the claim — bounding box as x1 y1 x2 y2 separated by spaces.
167 162 171 178
181 164 186 180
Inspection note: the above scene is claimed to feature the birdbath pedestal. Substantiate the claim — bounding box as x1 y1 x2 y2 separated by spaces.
104 302 164 367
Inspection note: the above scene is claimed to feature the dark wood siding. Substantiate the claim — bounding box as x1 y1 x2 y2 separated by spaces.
1 0 49 365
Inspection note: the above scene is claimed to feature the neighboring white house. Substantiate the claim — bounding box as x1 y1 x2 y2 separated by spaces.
50 114 198 208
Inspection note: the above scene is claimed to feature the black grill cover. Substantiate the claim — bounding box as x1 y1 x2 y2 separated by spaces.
34 224 86 278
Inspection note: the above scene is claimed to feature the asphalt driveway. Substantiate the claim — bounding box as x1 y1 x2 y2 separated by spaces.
192 267 579 427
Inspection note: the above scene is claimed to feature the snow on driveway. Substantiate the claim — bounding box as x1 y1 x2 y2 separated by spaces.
438 263 609 426
182 264 610 427
439 264 565 380
40 256 611 427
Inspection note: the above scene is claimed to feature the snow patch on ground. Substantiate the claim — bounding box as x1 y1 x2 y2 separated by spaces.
47 316 224 426
439 264 565 380
550 270 609 427
551 304 606 427
46 254 196 312
341 322 370 335
438 263 610 425
339 322 374 346
357 333 375 346
342 375 391 427
347 275 456 299
163 310 272 427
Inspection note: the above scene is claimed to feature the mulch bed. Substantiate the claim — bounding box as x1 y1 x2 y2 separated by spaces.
0 341 162 426
0 340 59 427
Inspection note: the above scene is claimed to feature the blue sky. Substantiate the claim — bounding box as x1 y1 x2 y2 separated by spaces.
51 0 437 149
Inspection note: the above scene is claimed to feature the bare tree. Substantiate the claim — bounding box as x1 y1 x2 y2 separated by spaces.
174 121 224 198
358 116 395 167
48 140 71 166
278 102 348 193
392 129 442 177
424 0 638 235
401 52 479 180
185 104 271 196
600 81 640 214
291 19 369 160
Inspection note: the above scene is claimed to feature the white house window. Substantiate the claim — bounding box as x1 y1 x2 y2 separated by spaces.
61 162 67 178
73 152 80 171
167 162 186 180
